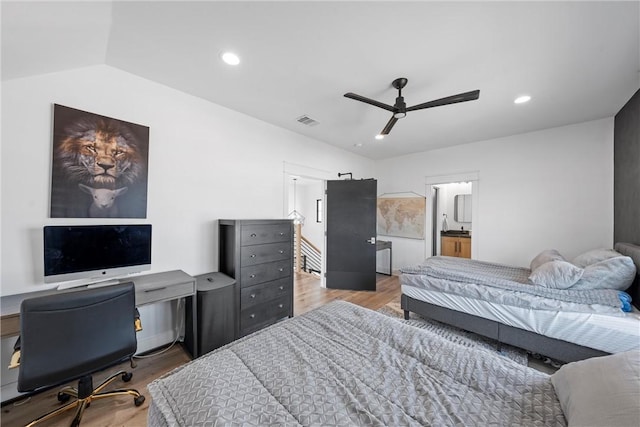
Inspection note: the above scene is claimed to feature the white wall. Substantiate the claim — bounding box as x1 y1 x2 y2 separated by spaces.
375 118 614 270
0 65 374 399
1 65 374 295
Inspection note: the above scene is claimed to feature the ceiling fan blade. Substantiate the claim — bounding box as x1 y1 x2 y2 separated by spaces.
380 116 398 135
344 93 395 112
406 90 480 112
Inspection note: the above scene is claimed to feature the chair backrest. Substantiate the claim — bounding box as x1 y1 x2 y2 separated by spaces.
18 282 137 392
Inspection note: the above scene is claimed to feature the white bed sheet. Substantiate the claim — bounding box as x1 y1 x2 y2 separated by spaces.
402 284 640 354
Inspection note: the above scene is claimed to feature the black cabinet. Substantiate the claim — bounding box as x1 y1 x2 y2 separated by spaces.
219 219 294 337
184 272 236 358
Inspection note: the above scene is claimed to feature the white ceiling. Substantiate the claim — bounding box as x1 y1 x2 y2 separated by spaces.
3 1 639 160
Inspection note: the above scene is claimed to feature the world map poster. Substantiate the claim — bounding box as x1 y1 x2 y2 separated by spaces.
377 196 426 239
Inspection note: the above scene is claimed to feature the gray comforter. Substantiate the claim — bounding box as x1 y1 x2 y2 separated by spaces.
401 256 624 309
148 301 565 426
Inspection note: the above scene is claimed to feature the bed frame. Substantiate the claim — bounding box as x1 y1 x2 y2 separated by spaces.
401 242 640 363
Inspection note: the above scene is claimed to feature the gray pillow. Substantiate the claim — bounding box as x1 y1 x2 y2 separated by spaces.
572 248 621 268
551 350 640 427
530 249 565 271
528 260 584 289
571 256 636 291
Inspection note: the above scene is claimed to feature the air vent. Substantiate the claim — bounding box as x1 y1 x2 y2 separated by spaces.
296 115 320 127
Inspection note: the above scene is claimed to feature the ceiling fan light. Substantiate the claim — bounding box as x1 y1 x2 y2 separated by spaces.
393 112 407 119
221 52 240 65
375 134 384 140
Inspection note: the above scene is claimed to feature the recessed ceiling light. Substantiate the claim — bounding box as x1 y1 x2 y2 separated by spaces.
514 95 531 104
375 134 384 140
221 52 240 66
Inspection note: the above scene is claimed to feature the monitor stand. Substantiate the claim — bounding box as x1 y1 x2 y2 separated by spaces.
87 279 121 289
57 278 120 291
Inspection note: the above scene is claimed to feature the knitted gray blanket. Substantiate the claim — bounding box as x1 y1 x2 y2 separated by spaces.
401 256 624 310
148 301 565 426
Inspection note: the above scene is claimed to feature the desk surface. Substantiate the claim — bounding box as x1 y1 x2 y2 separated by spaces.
376 240 392 250
1 270 195 338
375 240 392 275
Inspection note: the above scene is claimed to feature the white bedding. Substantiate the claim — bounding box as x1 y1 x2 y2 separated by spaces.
402 284 640 354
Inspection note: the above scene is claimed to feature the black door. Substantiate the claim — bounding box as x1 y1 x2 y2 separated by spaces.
325 179 377 291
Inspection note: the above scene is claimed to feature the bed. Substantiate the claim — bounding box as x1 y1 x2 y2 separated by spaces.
401 242 640 363
147 300 639 426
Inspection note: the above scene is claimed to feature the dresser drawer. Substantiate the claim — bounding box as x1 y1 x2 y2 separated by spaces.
241 223 291 246
240 295 291 335
241 278 291 308
240 242 291 266
135 281 195 306
240 261 290 288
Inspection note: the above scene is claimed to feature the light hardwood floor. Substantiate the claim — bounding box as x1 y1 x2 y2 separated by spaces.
1 273 401 427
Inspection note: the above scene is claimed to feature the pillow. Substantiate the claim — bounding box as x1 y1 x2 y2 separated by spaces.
571 256 636 291
572 248 622 268
551 350 640 427
530 249 565 271
528 260 584 289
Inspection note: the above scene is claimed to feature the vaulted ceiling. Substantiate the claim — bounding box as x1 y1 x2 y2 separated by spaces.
3 1 639 160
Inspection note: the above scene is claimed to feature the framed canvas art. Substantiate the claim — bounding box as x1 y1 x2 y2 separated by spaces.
50 104 150 218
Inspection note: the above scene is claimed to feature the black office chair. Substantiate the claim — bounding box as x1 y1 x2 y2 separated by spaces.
16 282 145 427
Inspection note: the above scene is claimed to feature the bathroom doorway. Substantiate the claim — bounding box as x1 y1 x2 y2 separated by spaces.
425 172 479 258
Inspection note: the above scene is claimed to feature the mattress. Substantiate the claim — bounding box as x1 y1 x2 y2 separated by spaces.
148 301 566 426
402 284 640 354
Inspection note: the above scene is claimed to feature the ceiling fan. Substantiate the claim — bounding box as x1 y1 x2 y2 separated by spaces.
344 78 480 137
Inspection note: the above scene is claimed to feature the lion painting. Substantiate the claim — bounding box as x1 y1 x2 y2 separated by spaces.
50 105 149 218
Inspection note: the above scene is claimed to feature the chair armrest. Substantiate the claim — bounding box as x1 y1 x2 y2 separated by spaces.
135 308 142 332
8 336 20 369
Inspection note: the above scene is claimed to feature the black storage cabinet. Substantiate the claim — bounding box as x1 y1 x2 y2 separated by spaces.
184 272 236 358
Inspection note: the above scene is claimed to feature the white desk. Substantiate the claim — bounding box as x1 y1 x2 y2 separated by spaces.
0 270 198 357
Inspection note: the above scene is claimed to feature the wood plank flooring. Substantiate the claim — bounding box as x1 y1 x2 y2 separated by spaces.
1 273 401 427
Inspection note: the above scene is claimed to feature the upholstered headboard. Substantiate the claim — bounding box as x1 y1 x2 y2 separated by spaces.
614 242 640 309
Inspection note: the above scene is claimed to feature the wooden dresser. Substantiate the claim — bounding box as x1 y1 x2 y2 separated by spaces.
218 219 294 337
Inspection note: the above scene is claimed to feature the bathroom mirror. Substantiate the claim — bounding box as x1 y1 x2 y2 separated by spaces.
454 194 472 223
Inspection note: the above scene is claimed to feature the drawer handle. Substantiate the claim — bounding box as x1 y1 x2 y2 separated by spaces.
278 268 284 272
144 287 167 292
250 254 256 258
250 274 256 278
279 250 284 254
250 233 257 237
249 314 255 319
279 286 284 290
250 294 256 298
278 304 284 308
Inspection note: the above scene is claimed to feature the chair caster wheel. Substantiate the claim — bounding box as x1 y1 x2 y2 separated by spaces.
134 395 145 406
57 392 71 403
122 372 133 382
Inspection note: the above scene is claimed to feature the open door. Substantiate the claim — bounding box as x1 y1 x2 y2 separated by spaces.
325 179 377 291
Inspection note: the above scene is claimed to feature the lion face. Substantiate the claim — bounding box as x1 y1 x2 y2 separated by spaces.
56 118 143 187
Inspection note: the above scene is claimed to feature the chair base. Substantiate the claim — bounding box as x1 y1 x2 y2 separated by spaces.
25 370 145 427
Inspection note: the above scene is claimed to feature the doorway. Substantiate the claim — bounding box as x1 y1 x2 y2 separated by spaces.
286 176 325 278
425 172 479 258
283 162 333 287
